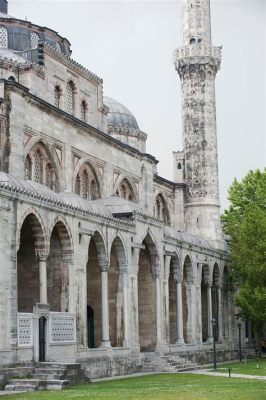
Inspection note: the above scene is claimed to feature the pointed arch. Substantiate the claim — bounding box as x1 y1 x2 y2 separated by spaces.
47 218 72 312
24 139 60 192
74 161 101 200
17 208 47 253
153 192 170 225
114 175 138 202
86 230 107 348
17 211 47 312
138 231 159 351
109 235 127 347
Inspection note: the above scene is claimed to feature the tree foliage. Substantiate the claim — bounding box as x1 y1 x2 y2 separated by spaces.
221 169 266 336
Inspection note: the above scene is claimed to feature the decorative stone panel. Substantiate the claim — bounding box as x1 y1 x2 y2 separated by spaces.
18 313 33 347
49 312 76 343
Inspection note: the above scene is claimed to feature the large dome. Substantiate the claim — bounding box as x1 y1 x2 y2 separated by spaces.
104 96 139 130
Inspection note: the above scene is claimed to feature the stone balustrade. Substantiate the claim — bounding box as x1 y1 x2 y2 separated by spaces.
174 45 222 63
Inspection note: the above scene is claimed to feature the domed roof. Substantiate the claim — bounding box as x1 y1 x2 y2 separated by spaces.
104 96 139 130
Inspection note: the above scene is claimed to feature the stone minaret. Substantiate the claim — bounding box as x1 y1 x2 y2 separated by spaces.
174 0 222 242
0 0 8 14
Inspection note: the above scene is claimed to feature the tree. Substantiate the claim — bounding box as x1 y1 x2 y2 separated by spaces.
221 169 266 343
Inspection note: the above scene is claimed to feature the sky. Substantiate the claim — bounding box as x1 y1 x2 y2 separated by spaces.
8 0 266 210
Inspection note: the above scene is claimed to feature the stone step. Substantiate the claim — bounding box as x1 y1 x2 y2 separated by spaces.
45 380 69 390
5 379 46 391
33 373 64 380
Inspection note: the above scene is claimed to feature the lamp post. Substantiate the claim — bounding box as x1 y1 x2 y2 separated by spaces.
238 323 242 362
211 318 217 371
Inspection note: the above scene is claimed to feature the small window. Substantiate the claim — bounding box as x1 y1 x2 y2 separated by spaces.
54 85 61 108
80 100 87 121
0 26 8 48
30 32 40 49
177 162 182 170
8 76 15 81
190 38 196 45
198 38 202 43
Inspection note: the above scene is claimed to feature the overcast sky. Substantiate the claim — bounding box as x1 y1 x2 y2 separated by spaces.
8 0 266 209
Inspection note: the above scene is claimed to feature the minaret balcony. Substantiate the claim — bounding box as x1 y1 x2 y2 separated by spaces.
174 45 222 64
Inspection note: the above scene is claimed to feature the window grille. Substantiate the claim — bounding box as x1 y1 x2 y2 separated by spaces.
0 26 7 48
34 151 42 183
30 32 39 49
66 81 74 114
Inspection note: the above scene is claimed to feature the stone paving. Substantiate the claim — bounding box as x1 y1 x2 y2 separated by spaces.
187 369 266 381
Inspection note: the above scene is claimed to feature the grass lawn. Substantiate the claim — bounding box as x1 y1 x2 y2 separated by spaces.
1 373 266 400
210 358 266 376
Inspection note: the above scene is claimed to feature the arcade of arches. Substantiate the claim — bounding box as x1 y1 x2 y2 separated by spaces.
17 213 230 351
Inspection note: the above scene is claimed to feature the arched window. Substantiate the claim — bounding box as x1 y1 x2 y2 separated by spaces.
30 32 40 49
190 37 196 45
80 100 87 121
0 26 8 48
74 163 100 200
177 162 182 170
54 85 61 108
115 178 136 202
153 193 170 225
66 81 75 114
24 143 59 191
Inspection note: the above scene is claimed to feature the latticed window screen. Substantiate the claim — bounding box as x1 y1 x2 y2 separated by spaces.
34 151 42 183
0 26 8 48
54 86 61 108
30 32 39 49
66 82 74 114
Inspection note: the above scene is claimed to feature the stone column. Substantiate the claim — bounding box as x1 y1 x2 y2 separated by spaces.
37 252 48 304
120 263 129 347
99 260 111 347
62 255 74 313
190 278 197 343
196 263 203 344
163 255 171 344
217 284 223 342
175 274 184 344
206 280 213 341
154 270 162 346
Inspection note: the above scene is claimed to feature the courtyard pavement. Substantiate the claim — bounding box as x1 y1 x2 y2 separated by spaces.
187 369 266 381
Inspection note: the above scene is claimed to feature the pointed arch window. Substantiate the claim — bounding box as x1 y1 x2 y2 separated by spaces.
66 81 75 114
30 32 40 49
24 143 59 191
115 178 136 202
154 193 170 225
74 163 100 200
0 26 8 48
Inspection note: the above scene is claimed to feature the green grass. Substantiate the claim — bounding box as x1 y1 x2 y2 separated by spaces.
1 373 266 400
211 358 266 376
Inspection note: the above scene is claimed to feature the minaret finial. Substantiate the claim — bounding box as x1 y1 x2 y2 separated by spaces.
0 0 8 14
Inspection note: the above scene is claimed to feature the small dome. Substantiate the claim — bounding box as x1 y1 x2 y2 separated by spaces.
104 96 139 130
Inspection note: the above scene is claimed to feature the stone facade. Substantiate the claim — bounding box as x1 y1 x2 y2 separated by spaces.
0 0 245 376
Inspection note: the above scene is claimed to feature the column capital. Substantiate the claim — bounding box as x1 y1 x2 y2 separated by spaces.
174 271 183 283
35 250 48 261
99 259 109 272
152 268 160 280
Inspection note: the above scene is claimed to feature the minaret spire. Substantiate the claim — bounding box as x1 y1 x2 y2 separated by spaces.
174 0 222 242
0 0 8 14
